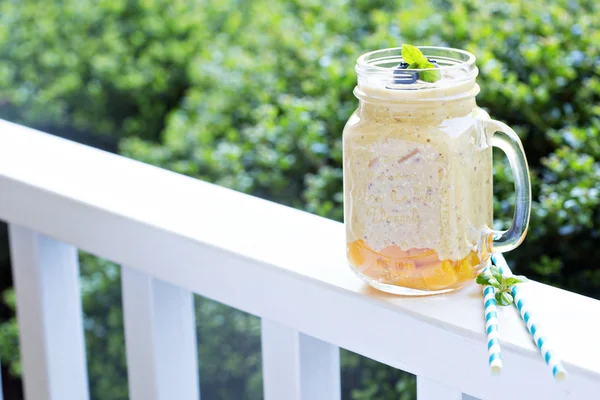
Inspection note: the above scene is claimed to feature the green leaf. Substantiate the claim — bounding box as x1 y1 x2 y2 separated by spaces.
490 265 504 282
476 273 489 285
490 268 504 286
495 291 514 306
504 276 529 287
489 264 501 276
402 44 427 65
419 61 441 82
488 278 501 289
514 275 529 282
476 272 501 288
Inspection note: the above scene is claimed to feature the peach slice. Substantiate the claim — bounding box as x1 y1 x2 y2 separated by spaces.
379 244 410 259
455 251 480 281
421 260 459 290
347 240 366 267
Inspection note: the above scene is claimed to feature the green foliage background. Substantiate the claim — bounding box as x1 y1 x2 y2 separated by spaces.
0 0 598 399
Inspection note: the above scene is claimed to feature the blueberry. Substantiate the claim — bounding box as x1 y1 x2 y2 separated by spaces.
428 58 440 68
393 70 418 84
393 62 417 84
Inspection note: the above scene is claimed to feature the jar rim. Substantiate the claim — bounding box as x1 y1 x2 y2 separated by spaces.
355 46 478 91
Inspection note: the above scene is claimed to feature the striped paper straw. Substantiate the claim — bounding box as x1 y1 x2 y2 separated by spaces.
482 265 503 375
491 254 567 381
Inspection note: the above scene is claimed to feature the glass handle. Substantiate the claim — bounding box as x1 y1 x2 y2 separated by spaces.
485 119 532 253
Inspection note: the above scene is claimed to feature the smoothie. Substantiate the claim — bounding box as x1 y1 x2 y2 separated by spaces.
344 47 494 293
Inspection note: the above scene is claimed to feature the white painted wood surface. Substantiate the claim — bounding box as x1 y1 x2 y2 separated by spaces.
417 377 465 400
261 319 340 400
121 266 199 400
1 120 599 399
7 225 89 400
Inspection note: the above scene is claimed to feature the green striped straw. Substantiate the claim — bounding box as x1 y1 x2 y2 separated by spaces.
482 265 503 375
491 254 567 381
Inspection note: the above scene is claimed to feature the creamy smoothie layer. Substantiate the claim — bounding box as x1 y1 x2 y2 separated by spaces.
343 63 493 291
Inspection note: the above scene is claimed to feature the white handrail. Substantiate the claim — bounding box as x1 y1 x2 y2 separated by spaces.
0 119 599 400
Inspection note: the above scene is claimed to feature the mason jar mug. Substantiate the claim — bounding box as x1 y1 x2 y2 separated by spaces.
343 47 531 295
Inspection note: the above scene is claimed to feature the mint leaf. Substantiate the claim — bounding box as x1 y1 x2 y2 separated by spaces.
476 271 500 288
400 46 441 83
495 291 514 306
476 274 490 285
419 61 441 83
488 278 501 289
490 265 504 283
504 276 528 287
402 44 426 65
513 275 529 282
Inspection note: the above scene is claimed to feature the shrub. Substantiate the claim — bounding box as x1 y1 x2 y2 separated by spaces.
0 0 215 141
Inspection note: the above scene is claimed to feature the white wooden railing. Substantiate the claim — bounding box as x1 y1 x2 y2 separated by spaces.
0 119 599 400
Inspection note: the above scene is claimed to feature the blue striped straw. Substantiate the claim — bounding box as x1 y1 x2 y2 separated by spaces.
491 254 567 381
482 265 503 375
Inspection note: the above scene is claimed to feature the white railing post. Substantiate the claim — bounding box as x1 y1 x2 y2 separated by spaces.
0 359 3 400
8 224 90 400
121 266 199 400
261 319 340 400
417 377 473 400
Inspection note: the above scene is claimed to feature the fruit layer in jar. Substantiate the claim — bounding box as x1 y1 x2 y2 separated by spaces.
347 239 483 291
